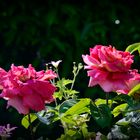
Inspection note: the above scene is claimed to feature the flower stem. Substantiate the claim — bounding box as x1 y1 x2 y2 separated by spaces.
71 68 80 90
28 114 34 140
71 74 76 90
106 92 109 105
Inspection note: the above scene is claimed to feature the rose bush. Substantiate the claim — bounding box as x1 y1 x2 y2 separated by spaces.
1 43 140 139
0 64 57 114
82 45 140 93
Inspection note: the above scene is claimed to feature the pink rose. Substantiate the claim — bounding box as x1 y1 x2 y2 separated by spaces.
119 70 140 94
0 68 8 90
82 45 140 93
0 64 57 114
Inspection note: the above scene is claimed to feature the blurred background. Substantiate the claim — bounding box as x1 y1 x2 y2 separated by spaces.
0 0 140 139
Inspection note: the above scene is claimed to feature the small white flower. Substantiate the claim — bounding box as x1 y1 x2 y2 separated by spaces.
51 60 62 68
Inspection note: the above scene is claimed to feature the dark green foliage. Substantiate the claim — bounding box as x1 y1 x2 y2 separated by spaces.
90 102 112 128
0 0 140 69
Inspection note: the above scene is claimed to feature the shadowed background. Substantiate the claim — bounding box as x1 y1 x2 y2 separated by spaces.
0 0 140 139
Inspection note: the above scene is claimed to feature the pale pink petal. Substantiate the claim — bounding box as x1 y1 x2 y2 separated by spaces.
99 80 128 93
39 70 57 80
82 55 100 67
8 97 29 114
87 69 108 80
88 77 98 87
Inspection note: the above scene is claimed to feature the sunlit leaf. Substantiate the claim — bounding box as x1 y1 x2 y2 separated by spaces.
66 129 77 136
59 99 78 115
112 103 128 117
65 89 79 95
125 42 140 54
62 79 73 86
21 113 37 129
116 117 130 126
53 91 63 100
61 116 76 125
61 98 90 116
56 78 73 88
95 99 113 106
116 112 140 126
128 83 140 99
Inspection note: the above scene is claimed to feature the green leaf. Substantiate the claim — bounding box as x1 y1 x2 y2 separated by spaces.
57 78 73 87
21 113 37 129
57 134 72 140
65 89 79 95
95 99 113 106
115 111 138 126
125 42 140 54
112 94 133 106
90 103 112 128
112 103 128 117
127 102 140 112
62 79 73 86
61 113 89 127
59 99 78 115
66 129 77 136
53 91 63 100
128 83 140 99
116 111 140 136
57 130 81 140
116 117 130 126
60 98 91 117
36 107 59 125
61 116 76 125
81 124 88 138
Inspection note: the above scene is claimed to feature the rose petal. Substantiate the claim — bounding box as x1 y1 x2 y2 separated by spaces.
8 97 29 114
